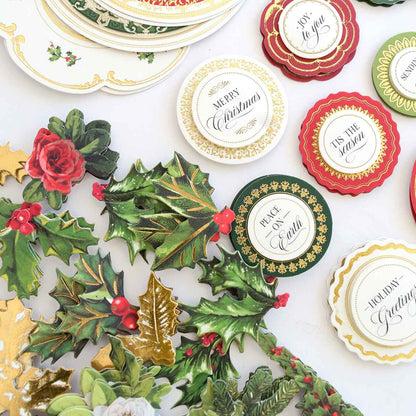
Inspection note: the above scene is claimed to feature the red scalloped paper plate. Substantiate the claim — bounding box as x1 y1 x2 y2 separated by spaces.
299 92 401 196
410 161 416 221
260 0 359 79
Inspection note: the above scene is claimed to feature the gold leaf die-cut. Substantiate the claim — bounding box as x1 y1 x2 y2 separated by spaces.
0 298 73 416
92 272 179 369
0 142 29 185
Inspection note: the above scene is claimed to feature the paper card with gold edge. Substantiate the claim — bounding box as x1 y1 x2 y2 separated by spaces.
329 239 416 365
260 0 359 80
45 0 243 53
95 0 243 26
230 175 332 277
0 0 187 95
299 92 401 196
373 32 416 117
177 56 288 164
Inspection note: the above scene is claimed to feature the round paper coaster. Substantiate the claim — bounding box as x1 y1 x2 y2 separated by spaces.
261 0 359 78
299 92 401 196
373 32 416 117
329 240 416 364
230 175 332 277
177 56 288 164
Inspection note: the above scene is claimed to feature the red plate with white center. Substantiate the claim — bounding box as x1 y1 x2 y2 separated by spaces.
299 92 401 195
260 0 359 78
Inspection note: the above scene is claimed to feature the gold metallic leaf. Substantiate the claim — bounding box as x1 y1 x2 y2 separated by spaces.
0 142 29 185
0 297 73 416
134 272 179 366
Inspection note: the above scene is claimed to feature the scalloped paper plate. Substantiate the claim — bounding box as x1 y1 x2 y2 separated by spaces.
329 239 416 365
45 0 243 53
0 0 187 95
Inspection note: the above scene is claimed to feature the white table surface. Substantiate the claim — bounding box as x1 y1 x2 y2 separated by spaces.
0 1 415 415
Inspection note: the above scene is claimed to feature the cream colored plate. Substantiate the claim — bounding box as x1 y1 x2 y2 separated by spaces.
0 0 187 95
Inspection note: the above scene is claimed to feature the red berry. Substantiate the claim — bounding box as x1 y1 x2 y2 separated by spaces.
29 203 42 216
303 376 313 383
323 405 330 411
218 222 231 234
213 213 224 224
185 349 193 356
314 393 319 399
211 364 215 371
73 56 77 59
332 413 339 416
210 232 220 242
266 276 276 283
122 309 139 330
222 208 235 224
329 389 335 396
274 301 282 309
111 297 130 316
292 356 297 360
20 222 35 235
66 57 71 61
290 362 296 368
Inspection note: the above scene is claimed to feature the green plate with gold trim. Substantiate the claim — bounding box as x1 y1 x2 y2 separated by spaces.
372 32 416 117
230 175 332 278
358 0 405 6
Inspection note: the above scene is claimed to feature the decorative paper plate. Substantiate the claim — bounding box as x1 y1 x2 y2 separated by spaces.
261 0 359 78
230 175 332 277
0 0 187 95
45 0 242 52
410 161 416 221
373 32 416 117
358 0 405 5
95 0 243 26
299 92 401 195
329 239 416 365
177 56 288 164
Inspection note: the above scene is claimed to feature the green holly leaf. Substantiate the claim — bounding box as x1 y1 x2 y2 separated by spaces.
158 337 212 385
180 293 274 351
152 217 218 271
127 212 183 250
51 269 85 307
71 251 124 301
166 152 214 194
0 198 20 229
25 319 88 363
153 173 218 219
57 299 120 344
0 228 42 299
33 211 98 264
199 246 276 301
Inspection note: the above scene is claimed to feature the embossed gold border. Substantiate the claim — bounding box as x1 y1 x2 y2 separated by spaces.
331 242 416 363
178 57 287 162
373 34 416 115
233 178 330 276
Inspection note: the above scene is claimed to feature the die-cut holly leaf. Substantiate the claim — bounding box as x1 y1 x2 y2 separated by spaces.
158 337 212 385
33 211 98 265
51 269 85 307
179 247 277 351
0 228 42 299
71 251 124 301
152 217 218 271
57 298 120 344
199 246 276 301
0 298 73 416
166 152 214 194
0 142 28 185
153 173 218 219
131 272 179 366
180 293 274 351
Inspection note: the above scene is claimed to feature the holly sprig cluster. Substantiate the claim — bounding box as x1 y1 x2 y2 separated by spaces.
0 198 98 299
99 152 232 270
47 42 81 67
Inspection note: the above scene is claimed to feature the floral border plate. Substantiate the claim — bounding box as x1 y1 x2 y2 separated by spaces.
45 0 242 52
0 0 187 94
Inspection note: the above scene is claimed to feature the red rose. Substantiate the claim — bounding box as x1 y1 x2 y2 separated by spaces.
25 128 85 195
